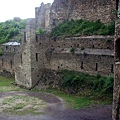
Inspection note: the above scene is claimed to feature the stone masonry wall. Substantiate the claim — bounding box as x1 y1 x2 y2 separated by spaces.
113 19 120 120
36 35 114 50
49 0 115 29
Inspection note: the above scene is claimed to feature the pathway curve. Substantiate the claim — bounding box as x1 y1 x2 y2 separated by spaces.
0 91 112 120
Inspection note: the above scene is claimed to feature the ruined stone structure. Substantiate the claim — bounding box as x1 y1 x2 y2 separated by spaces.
0 42 20 77
13 0 115 88
35 3 51 31
35 0 116 31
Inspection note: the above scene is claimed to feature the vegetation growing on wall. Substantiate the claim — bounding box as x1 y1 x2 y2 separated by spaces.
0 19 26 44
36 27 45 34
58 70 114 96
50 19 115 37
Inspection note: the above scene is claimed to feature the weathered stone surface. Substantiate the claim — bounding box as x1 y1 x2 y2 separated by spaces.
113 18 120 120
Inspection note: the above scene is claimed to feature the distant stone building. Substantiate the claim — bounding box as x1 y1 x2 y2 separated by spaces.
0 42 20 77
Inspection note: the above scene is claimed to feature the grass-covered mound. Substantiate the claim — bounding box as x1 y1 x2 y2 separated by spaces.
50 19 115 37
0 19 26 44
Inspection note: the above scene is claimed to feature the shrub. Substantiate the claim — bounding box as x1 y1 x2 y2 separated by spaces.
60 70 114 94
50 19 115 37
70 48 75 54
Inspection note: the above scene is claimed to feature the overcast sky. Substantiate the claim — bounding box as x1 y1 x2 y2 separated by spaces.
0 0 54 22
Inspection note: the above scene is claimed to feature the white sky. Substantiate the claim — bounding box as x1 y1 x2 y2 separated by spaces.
0 0 54 22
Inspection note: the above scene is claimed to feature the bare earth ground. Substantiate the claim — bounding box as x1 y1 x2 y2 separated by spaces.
0 91 112 120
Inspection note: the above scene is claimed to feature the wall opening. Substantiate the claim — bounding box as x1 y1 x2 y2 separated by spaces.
24 32 26 42
81 62 84 69
96 63 98 71
10 60 12 68
2 59 4 67
36 53 38 62
36 35 38 42
111 64 114 73
21 54 22 64
115 38 120 61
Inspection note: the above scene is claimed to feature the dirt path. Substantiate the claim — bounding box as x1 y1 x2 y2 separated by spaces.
0 92 112 120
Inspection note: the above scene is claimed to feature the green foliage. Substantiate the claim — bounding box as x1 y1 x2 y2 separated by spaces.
70 48 75 54
50 19 115 37
0 19 26 44
36 27 45 34
60 70 114 94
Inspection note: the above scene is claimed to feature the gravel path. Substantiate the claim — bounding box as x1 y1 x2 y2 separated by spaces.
0 92 112 120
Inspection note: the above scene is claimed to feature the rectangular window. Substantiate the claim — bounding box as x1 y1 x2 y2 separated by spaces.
2 59 3 67
21 54 22 64
96 63 98 71
10 60 12 68
36 35 38 42
36 53 38 62
111 64 114 73
81 62 84 69
24 32 26 42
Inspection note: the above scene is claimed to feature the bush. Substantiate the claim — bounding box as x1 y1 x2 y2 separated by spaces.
60 70 114 94
70 48 75 54
0 19 26 44
36 27 45 34
50 19 115 37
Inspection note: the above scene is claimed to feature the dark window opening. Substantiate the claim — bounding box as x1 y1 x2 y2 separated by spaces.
10 60 12 68
2 59 3 67
93 45 94 48
36 53 38 62
61 64 63 66
51 45 53 47
39 43 41 45
111 64 114 73
77 44 79 47
96 63 98 71
58 66 60 68
37 75 39 77
24 32 26 42
115 38 120 61
36 35 38 42
116 0 119 10
21 54 22 64
81 62 84 69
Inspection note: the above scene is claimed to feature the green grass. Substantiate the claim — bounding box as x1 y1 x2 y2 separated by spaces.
32 88 112 109
0 76 23 92
0 75 113 109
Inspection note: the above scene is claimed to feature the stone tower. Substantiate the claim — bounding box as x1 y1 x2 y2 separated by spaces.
113 0 120 119
14 18 45 88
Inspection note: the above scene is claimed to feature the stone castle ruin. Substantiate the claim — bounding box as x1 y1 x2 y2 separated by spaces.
0 0 120 119
13 0 116 88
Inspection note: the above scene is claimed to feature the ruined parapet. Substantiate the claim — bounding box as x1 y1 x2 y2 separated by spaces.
35 3 51 31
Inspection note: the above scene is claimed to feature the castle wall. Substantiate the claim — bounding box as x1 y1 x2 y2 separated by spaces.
36 35 114 76
36 35 114 50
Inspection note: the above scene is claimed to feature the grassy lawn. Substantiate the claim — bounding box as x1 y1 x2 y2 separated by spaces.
0 76 23 92
0 75 112 109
